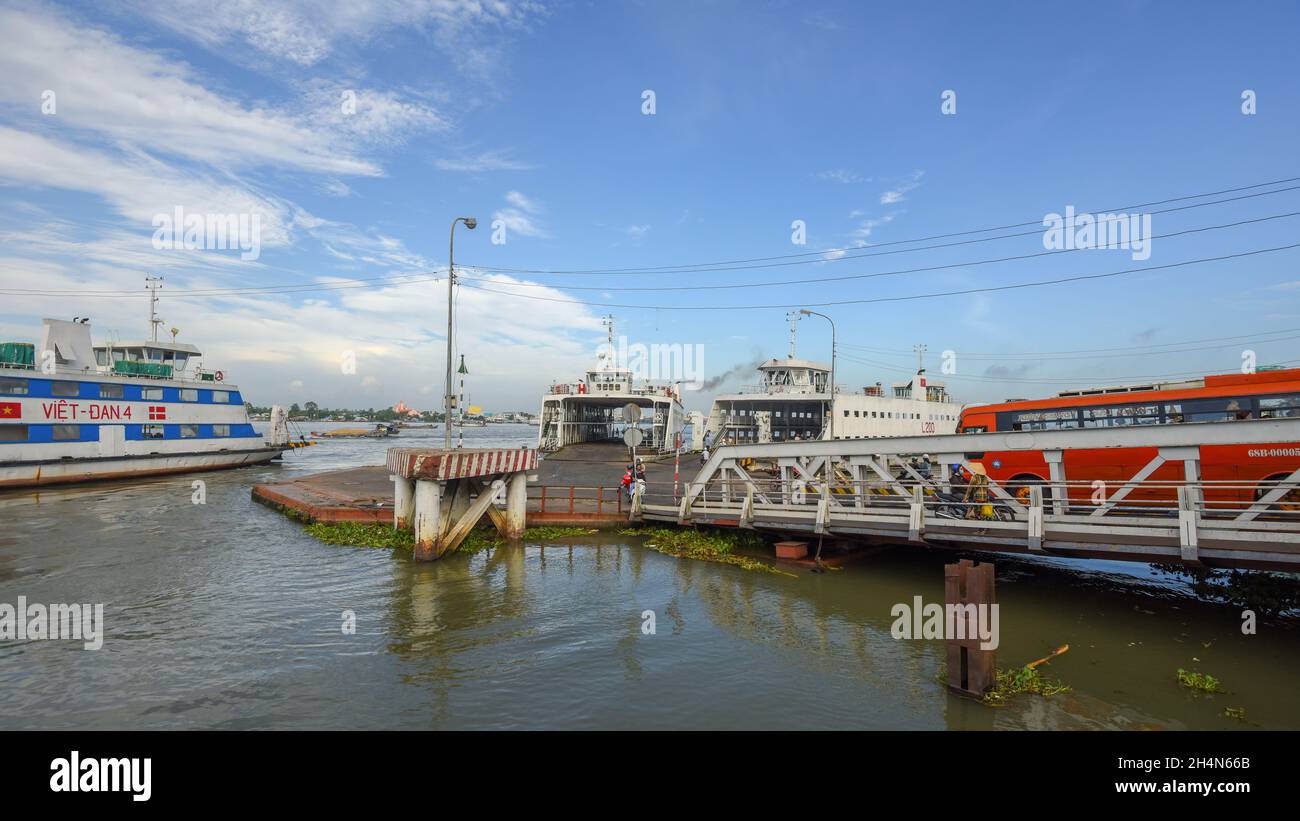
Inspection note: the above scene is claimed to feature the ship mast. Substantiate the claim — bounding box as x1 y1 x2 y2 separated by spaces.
786 310 801 359
602 314 616 368
146 275 164 342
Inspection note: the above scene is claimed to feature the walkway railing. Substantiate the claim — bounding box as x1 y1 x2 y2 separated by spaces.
637 418 1300 570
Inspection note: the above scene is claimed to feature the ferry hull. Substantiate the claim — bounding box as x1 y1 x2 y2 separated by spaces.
0 447 284 489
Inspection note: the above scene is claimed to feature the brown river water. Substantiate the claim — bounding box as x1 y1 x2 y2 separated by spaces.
0 423 1296 729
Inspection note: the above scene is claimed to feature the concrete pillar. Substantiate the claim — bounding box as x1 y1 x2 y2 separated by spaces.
413 479 443 562
392 475 415 530
505 471 528 539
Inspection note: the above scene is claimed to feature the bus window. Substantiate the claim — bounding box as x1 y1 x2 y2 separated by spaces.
1182 398 1251 423
1258 394 1300 418
1007 409 1081 430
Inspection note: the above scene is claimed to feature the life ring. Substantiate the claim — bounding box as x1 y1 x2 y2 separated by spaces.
215 370 224 382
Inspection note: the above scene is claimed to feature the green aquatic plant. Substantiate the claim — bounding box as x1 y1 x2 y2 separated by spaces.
304 522 601 555
304 522 415 551
1223 706 1247 721
520 526 599 540
618 526 789 575
982 665 1071 706
1177 668 1223 694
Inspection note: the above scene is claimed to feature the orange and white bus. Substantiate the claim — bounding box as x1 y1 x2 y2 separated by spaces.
956 367 1300 510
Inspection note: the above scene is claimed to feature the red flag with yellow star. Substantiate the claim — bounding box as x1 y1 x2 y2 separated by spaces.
0 402 21 419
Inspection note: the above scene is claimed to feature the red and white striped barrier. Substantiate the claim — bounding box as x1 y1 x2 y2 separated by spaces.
386 447 537 481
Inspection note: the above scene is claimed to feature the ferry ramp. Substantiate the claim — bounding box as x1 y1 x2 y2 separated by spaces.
635 418 1300 571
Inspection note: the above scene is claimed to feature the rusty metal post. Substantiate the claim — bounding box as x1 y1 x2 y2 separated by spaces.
505 470 527 539
413 479 444 562
391 474 415 530
944 559 997 697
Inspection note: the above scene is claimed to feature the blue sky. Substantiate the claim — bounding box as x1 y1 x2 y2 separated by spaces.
0 0 1298 413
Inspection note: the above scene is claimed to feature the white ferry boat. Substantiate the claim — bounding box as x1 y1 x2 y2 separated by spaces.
538 319 685 453
0 311 288 488
705 321 963 444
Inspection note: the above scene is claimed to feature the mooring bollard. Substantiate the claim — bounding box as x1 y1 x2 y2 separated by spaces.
944 559 996 697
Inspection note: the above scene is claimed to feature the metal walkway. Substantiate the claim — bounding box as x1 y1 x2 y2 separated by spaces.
636 418 1300 570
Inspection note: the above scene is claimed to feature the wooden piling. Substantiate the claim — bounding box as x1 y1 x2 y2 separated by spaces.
943 559 996 697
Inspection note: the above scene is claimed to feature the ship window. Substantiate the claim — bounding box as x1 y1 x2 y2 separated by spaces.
51 381 79 397
179 389 198 402
211 390 230 403
0 378 28 395
99 383 124 399
52 424 81 441
0 424 28 441
843 410 849 418
142 388 163 400
142 425 164 439
213 424 230 437
180 424 199 438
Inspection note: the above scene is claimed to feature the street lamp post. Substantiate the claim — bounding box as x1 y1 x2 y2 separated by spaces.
799 308 836 440
446 216 477 449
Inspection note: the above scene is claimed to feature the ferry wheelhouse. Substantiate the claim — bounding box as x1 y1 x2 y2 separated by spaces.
0 316 287 488
705 322 962 444
538 322 685 453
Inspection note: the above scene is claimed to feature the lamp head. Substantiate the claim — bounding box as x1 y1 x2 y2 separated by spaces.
463 217 478 229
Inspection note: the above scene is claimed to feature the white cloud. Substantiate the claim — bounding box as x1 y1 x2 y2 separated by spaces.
132 0 545 77
493 190 549 239
0 127 297 249
879 171 924 205
816 168 867 184
625 224 651 241
435 151 535 172
0 6 385 177
851 213 895 241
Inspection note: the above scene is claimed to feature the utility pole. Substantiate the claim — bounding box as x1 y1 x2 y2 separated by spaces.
445 217 477 449
800 309 836 440
786 310 801 359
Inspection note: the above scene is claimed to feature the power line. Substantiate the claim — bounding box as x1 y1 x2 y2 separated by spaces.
461 176 1300 275
457 242 1300 310
456 211 1300 292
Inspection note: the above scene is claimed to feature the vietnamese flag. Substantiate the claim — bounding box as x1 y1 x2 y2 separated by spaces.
0 401 19 419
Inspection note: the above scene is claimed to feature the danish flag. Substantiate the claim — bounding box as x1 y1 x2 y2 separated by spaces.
0 401 19 418
148 405 166 420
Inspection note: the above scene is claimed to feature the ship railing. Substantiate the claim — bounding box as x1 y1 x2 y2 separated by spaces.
1 362 228 384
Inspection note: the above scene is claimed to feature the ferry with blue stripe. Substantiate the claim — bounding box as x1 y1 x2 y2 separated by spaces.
0 316 288 488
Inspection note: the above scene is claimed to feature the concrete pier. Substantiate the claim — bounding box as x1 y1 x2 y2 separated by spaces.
386 447 538 561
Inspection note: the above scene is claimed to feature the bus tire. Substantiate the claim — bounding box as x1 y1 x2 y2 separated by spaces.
1255 473 1300 512
1008 475 1051 507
